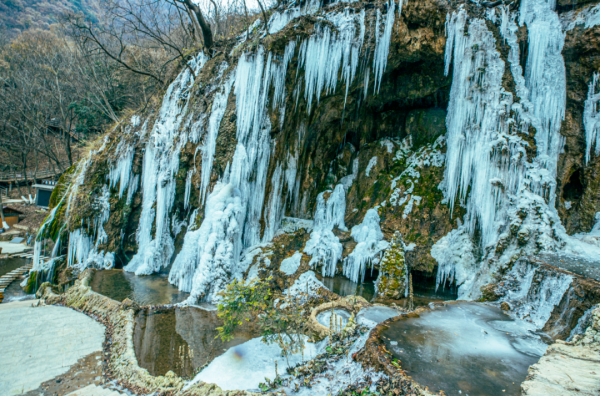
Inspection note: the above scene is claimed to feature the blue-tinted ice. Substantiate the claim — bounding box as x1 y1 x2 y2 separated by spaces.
382 302 548 396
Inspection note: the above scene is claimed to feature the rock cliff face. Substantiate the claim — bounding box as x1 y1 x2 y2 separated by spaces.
32 0 600 314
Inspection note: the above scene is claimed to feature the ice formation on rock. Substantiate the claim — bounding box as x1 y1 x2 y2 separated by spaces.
304 185 347 277
567 304 598 341
283 270 328 299
124 53 208 276
169 183 245 300
199 72 235 204
343 209 389 283
584 72 600 164
280 251 303 275
388 136 444 214
430 1 596 299
365 156 377 177
563 2 600 31
500 260 573 329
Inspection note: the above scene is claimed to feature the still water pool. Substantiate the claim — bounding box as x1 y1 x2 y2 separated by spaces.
91 269 189 306
134 307 255 378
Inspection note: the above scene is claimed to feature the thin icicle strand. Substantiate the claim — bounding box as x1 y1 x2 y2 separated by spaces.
584 72 600 163
373 0 396 94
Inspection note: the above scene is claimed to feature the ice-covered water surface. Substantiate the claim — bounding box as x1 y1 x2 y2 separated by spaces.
356 305 401 327
188 336 326 391
316 308 351 328
383 302 547 396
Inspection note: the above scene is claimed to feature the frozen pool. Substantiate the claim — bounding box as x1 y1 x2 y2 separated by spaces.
316 308 351 329
356 305 402 327
382 302 548 396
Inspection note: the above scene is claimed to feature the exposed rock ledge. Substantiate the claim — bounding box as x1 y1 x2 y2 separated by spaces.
521 306 600 395
37 269 260 396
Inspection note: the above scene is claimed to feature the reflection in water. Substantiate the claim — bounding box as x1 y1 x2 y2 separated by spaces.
320 275 375 301
383 302 548 396
319 274 452 309
91 269 189 306
134 307 255 378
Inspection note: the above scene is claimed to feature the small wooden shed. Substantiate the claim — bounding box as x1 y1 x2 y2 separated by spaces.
2 206 23 227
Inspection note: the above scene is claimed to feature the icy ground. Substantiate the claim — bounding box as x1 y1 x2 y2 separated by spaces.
188 305 401 393
188 336 327 391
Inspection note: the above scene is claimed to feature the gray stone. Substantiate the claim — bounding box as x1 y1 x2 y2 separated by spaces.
0 300 105 395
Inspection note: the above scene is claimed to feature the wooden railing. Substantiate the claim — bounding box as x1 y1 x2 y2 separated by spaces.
0 168 59 182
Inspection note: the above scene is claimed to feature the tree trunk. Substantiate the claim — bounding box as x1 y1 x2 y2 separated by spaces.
13 173 23 196
65 128 73 166
181 0 214 52
21 154 32 196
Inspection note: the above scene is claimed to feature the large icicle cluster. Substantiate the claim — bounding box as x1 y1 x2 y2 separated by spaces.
50 1 400 302
433 1 600 299
434 2 562 298
124 54 208 276
304 185 347 277
343 208 389 283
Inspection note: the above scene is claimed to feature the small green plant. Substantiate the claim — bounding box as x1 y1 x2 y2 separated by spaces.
216 276 312 366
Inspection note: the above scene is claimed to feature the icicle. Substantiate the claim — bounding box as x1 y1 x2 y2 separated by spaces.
304 184 347 277
125 52 208 276
373 0 396 94
343 209 389 283
200 72 235 205
263 163 284 242
299 9 365 112
184 169 194 210
520 0 566 201
107 143 135 199
584 72 600 164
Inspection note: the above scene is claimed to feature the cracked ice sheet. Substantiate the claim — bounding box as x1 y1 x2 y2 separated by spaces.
188 336 327 391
